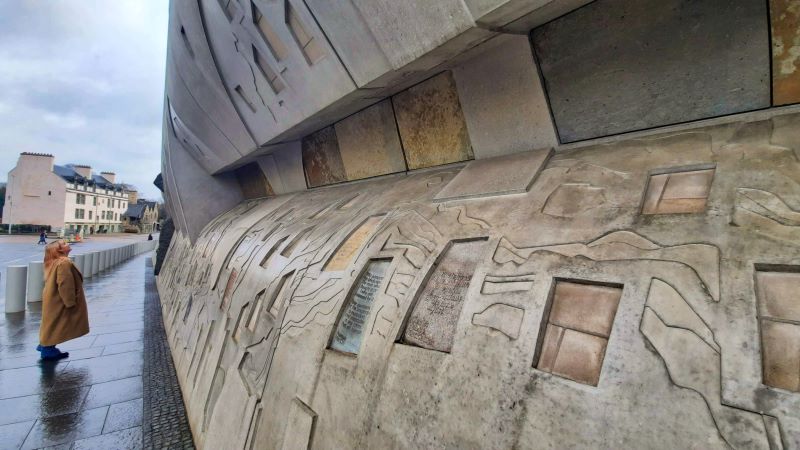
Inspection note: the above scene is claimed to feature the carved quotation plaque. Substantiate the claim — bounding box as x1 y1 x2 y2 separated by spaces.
324 216 384 272
402 239 488 353
331 259 391 354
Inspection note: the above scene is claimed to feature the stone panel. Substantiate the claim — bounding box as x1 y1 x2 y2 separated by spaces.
402 239 487 353
771 0 800 105
532 0 770 142
330 259 391 354
234 162 275 199
756 268 800 392
757 271 800 322
392 72 474 170
642 168 714 215
324 216 384 272
301 126 346 188
334 99 407 181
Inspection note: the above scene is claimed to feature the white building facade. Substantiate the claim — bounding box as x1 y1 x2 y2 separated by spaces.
3 153 129 234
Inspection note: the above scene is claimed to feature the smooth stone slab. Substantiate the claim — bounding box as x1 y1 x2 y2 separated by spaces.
330 259 391 354
433 148 553 201
402 239 487 353
770 0 800 105
324 216 384 272
302 125 346 188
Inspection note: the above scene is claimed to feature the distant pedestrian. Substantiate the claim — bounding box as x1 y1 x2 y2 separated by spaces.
148 233 153 241
37 231 47 245
37 240 89 361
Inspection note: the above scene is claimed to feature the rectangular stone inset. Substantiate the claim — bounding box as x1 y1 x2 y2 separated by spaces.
302 126 346 188
392 71 473 170
330 259 391 354
536 279 622 386
642 168 714 215
401 239 488 353
335 99 407 181
770 0 800 106
323 216 384 272
532 0 770 142
756 267 800 392
433 148 553 202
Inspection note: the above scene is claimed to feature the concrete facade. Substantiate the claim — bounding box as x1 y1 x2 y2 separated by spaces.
158 0 800 447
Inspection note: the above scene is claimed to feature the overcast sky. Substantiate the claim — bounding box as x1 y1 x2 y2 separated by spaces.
0 1 168 200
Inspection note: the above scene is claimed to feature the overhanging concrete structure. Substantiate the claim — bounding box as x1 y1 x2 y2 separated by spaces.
158 0 800 447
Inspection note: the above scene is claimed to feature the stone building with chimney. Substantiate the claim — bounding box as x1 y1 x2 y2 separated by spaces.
2 152 130 234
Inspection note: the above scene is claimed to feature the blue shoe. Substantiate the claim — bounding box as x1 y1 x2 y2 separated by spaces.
39 346 69 361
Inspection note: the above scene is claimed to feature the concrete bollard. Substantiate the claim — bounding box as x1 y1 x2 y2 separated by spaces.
75 254 86 276
26 261 44 303
91 251 100 276
5 265 28 313
100 251 108 271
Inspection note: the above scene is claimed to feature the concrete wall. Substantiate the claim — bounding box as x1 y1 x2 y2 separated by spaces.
158 110 800 449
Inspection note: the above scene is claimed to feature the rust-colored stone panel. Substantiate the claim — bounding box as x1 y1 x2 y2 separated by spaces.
551 329 608 386
335 99 407 181
761 319 800 392
392 71 473 170
301 126 346 188
235 162 275 199
771 0 800 105
549 281 622 338
324 216 384 272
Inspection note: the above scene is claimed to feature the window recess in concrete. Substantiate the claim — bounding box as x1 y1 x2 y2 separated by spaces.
535 280 622 386
641 166 715 215
755 265 800 392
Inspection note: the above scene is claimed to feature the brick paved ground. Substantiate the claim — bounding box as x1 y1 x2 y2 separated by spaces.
142 259 194 449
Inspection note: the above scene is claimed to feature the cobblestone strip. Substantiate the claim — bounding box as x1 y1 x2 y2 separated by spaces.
143 258 195 449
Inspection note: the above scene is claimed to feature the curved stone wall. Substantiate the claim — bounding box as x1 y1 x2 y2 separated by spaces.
157 112 800 449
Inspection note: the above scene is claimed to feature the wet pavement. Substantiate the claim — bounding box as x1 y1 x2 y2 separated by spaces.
0 253 149 449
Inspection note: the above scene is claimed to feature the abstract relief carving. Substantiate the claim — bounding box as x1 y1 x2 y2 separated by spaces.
472 304 524 340
324 216 384 271
536 280 622 386
495 230 721 300
401 239 487 353
331 259 391 354
755 268 800 392
642 167 715 214
641 279 780 449
733 188 800 241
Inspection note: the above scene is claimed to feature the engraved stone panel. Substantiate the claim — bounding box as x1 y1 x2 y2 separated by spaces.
402 239 487 353
331 259 391 354
302 126 346 188
536 280 622 386
771 0 800 105
335 99 407 181
392 71 473 170
324 216 384 272
756 268 800 392
642 168 714 215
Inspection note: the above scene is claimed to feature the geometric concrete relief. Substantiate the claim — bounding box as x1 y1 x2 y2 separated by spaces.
756 268 800 392
641 279 782 449
495 230 721 301
324 215 384 272
401 239 488 353
770 0 800 105
330 259 391 354
281 398 318 450
733 188 800 242
642 167 715 215
472 303 525 340
535 281 622 386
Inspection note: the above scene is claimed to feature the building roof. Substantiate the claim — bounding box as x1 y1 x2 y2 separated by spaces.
52 164 127 191
124 200 157 220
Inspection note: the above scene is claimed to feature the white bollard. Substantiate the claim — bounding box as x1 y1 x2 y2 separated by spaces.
91 251 100 276
5 265 28 313
26 261 44 303
100 251 108 271
75 254 86 276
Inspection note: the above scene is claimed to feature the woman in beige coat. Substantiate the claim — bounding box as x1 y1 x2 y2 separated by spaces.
37 240 89 360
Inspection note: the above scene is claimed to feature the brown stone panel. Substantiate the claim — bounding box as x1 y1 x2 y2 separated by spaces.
301 126 346 188
642 168 714 215
549 282 622 338
756 271 800 322
335 99 407 181
771 0 800 105
761 320 800 392
392 72 473 170
551 329 608 386
402 239 487 353
324 216 385 272
235 162 275 199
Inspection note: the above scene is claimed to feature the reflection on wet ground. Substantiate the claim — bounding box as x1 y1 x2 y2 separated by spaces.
0 254 147 449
